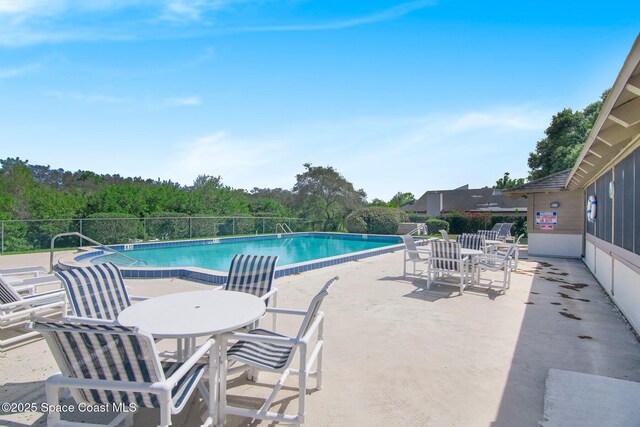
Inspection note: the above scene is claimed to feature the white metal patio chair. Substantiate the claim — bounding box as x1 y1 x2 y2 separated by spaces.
496 223 513 242
222 276 339 426
477 230 499 241
0 278 66 347
426 241 470 295
28 319 214 427
476 240 519 293
56 262 146 324
224 254 279 329
401 235 431 278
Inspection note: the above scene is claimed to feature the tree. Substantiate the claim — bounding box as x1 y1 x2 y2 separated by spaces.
388 192 415 207
292 163 367 231
494 172 525 190
527 90 609 180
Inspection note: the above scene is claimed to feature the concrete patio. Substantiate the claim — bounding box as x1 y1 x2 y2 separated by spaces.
1 248 640 426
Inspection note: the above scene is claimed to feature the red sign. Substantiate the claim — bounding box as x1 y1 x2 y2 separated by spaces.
540 225 554 230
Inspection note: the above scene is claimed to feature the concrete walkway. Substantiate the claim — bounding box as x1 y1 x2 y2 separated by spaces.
1 249 640 426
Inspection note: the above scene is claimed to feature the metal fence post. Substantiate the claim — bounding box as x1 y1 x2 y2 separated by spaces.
79 219 83 247
232 218 236 236
262 218 265 234
1 221 4 254
189 217 192 239
143 218 147 241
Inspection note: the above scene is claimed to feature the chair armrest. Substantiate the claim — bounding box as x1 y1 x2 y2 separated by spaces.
165 338 214 388
129 295 149 302
230 331 298 345
64 315 119 325
264 307 307 316
259 287 278 302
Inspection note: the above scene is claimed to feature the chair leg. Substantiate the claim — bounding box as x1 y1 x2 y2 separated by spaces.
159 390 172 427
298 344 308 424
45 381 62 426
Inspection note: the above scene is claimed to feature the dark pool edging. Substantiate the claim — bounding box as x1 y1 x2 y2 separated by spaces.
62 232 404 285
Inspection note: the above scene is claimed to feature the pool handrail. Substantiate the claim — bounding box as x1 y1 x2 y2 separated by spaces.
50 232 142 273
275 223 293 233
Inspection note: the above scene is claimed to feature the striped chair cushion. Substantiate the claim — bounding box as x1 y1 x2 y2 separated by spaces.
431 241 462 271
0 277 22 304
457 233 484 251
477 230 499 241
228 328 294 371
56 262 130 320
32 320 206 408
225 254 278 298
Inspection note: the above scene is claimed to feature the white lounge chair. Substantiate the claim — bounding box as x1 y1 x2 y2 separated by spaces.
0 278 66 347
223 276 339 426
426 241 470 295
28 319 214 427
0 272 62 295
56 262 146 324
439 229 450 242
401 234 431 278
477 230 499 241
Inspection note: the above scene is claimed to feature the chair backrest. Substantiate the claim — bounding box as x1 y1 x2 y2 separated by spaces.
0 277 23 305
431 241 462 272
296 276 339 340
401 235 422 262
439 229 450 242
477 230 499 241
497 223 513 239
491 223 503 232
456 233 485 251
56 262 131 321
225 254 279 298
29 319 163 408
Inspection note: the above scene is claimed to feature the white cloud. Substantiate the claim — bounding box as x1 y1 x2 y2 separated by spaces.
163 105 550 200
170 132 286 188
45 90 129 104
0 62 41 79
164 96 202 106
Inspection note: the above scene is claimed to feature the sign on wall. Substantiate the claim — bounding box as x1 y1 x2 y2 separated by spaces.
540 225 554 230
536 211 558 225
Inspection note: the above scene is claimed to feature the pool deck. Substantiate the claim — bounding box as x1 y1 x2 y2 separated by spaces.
2 248 640 426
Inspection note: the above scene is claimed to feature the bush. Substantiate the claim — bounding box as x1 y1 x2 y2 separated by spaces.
345 207 408 235
146 212 190 240
82 213 142 245
426 219 449 234
407 214 428 223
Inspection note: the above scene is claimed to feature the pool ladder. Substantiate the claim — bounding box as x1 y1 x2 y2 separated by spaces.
50 232 144 273
275 223 293 233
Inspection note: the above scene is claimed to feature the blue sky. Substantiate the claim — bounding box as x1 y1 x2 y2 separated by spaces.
1 1 638 201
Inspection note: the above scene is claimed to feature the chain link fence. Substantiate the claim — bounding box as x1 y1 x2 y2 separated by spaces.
0 216 322 254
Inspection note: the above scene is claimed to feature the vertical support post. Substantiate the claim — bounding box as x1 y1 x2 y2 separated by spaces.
262 218 265 234
79 219 83 247
232 218 235 236
1 221 4 254
143 218 147 241
189 217 192 239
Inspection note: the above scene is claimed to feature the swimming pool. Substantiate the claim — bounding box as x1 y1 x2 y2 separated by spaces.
64 232 404 284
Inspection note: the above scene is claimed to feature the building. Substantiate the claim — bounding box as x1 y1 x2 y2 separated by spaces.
506 34 640 332
402 185 527 216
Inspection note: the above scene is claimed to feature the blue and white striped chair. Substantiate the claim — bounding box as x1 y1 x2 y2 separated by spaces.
456 233 486 251
225 254 279 328
0 279 66 347
56 262 145 324
426 241 470 294
476 236 522 293
222 276 339 426
477 230 499 241
28 319 214 427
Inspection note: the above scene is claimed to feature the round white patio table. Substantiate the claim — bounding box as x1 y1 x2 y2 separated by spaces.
118 290 265 427
460 248 484 284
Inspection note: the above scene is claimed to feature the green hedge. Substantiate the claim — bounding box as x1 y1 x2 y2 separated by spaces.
345 207 409 235
426 219 449 234
82 213 142 245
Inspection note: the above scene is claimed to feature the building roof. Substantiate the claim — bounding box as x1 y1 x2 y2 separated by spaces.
503 169 572 195
567 35 640 191
403 186 527 213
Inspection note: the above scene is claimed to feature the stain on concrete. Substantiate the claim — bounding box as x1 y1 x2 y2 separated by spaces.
551 302 562 305
524 302 534 305
559 312 582 320
557 292 590 302
560 283 589 291
578 336 593 340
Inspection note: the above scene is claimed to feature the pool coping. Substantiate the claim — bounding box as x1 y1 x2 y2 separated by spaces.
57 232 408 285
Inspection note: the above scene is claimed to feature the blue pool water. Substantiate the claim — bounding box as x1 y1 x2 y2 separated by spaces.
93 233 401 271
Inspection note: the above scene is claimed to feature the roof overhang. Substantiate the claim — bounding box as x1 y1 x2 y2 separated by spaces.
567 35 640 191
